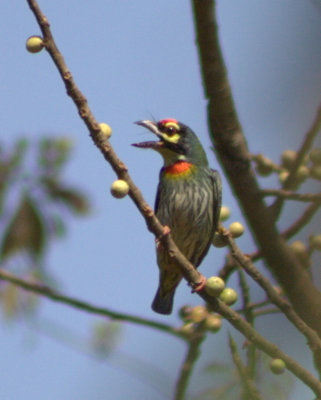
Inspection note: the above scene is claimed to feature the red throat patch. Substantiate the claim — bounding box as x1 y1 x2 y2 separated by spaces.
164 161 194 176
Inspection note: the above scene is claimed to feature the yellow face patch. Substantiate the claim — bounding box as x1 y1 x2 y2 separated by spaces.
159 120 181 144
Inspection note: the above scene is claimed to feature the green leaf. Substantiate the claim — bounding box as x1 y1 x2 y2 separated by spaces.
0 194 46 261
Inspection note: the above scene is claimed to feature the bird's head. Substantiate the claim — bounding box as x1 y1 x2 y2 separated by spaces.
132 119 208 167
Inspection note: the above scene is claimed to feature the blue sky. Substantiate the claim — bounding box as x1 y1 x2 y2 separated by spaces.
1 1 321 399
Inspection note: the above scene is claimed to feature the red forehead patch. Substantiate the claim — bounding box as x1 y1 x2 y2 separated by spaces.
159 118 178 126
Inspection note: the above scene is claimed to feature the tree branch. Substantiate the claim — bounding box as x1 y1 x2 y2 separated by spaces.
174 324 206 400
0 268 183 339
262 190 321 203
191 0 321 335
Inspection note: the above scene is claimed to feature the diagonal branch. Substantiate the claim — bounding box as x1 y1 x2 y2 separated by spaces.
191 0 321 335
26 0 205 294
0 268 183 339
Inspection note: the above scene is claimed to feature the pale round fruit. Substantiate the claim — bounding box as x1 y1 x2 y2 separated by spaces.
229 222 245 238
281 150 297 169
270 358 286 375
294 165 309 183
205 276 225 297
204 314 222 332
212 232 227 248
219 206 231 221
290 240 306 257
110 179 129 198
189 305 207 323
99 123 112 138
309 148 321 165
26 36 44 53
278 170 289 184
220 288 238 305
310 235 321 251
310 165 321 181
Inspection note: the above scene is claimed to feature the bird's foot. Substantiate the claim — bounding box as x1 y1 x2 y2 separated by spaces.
156 226 171 251
191 274 207 292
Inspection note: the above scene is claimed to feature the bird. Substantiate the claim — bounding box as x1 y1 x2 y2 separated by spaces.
133 119 222 315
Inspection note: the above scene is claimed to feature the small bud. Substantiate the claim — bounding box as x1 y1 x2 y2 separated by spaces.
229 222 245 238
309 148 321 165
99 123 112 139
220 288 238 306
293 165 309 184
178 305 193 321
270 358 286 375
255 154 274 176
189 305 208 323
213 232 227 248
204 314 222 333
310 235 321 251
26 36 44 53
219 206 231 221
290 240 307 257
205 276 225 297
278 170 289 184
110 179 129 198
281 150 297 170
179 322 195 336
310 165 321 181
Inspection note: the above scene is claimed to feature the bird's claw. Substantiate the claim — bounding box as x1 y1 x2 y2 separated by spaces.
191 275 207 292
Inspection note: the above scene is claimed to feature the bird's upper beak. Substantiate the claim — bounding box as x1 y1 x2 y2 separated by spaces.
132 120 164 149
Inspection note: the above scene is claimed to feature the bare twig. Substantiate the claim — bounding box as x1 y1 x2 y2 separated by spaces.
262 189 321 203
228 334 262 400
282 202 321 240
224 231 321 376
0 268 184 339
174 325 206 400
200 293 321 398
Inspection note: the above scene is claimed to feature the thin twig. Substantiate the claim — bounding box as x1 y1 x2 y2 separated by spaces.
0 268 184 339
224 230 321 377
282 202 321 240
200 293 321 399
174 325 206 400
262 190 321 203
228 334 262 400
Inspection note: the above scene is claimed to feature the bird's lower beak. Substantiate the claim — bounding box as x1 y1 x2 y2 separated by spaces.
132 120 164 149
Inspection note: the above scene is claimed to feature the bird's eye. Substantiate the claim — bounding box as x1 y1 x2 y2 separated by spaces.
166 126 177 135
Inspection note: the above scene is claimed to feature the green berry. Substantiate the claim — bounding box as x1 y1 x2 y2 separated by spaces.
205 276 225 297
290 241 306 257
26 36 44 53
229 222 245 238
179 322 195 336
99 123 112 138
219 206 230 221
309 148 321 165
310 235 321 251
110 179 129 198
278 170 289 184
212 232 227 248
220 288 238 306
189 305 208 323
293 165 309 183
310 165 321 181
270 358 286 375
281 150 297 169
178 305 193 321
255 154 274 176
204 314 222 333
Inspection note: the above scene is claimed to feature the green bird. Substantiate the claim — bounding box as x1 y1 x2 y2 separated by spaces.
133 119 222 315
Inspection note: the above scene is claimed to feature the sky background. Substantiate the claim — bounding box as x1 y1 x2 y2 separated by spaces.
1 1 321 399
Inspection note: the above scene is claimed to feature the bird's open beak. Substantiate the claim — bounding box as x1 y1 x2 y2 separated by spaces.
132 120 164 149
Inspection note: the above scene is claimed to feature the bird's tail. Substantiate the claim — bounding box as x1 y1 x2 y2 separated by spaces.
151 288 175 315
